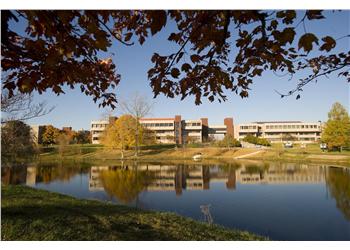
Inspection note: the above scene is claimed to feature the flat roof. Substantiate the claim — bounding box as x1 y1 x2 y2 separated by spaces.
140 118 175 121
91 120 109 123
254 121 302 124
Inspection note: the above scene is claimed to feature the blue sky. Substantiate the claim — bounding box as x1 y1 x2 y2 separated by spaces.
7 11 350 130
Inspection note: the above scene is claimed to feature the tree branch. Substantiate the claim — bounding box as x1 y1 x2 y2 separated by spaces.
96 18 134 46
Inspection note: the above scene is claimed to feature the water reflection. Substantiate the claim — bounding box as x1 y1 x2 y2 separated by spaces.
89 163 329 200
97 167 155 203
3 161 348 210
2 162 89 186
326 167 350 220
2 161 350 240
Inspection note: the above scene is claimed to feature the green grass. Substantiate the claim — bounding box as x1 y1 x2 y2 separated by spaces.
1 185 265 241
270 143 350 155
35 143 350 166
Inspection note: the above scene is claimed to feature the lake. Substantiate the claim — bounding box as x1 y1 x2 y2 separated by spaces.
2 160 350 240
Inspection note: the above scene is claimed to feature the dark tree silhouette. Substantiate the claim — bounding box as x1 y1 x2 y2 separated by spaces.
2 10 349 107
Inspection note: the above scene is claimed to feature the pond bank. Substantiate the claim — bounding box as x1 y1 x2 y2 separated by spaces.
1 185 265 240
37 145 350 166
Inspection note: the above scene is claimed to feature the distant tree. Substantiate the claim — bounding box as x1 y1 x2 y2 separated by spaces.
57 133 70 157
101 115 140 159
59 128 76 144
184 135 198 144
141 127 157 145
1 91 54 123
217 134 241 148
256 137 271 146
282 133 297 142
242 134 258 144
42 125 60 145
243 134 271 146
165 134 175 143
2 10 349 107
74 130 91 144
322 102 350 151
1 120 36 161
119 92 153 157
207 134 217 143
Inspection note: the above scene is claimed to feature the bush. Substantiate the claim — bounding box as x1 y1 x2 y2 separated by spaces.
257 138 271 146
243 135 271 146
217 135 241 148
242 134 258 144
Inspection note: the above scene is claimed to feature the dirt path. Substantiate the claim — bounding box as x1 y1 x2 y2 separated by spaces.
234 150 264 159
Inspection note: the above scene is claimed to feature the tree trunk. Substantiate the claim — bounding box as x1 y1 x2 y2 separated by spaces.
135 117 139 157
121 140 124 160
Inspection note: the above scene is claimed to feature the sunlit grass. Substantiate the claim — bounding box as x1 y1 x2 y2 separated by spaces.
1 185 265 241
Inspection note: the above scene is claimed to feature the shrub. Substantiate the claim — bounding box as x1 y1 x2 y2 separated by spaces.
243 135 271 146
217 135 241 148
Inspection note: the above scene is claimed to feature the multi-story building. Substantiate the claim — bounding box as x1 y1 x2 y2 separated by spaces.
90 116 117 144
91 120 109 144
90 116 322 145
30 125 46 144
91 115 234 144
235 121 322 143
140 116 182 144
140 115 234 144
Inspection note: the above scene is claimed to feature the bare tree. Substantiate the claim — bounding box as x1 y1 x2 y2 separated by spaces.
1 91 54 123
99 108 115 121
119 92 154 157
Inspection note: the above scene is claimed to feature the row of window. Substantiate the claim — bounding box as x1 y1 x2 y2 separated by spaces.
185 122 201 127
143 123 174 127
91 124 108 128
240 125 258 130
266 124 319 130
268 137 318 141
264 132 319 136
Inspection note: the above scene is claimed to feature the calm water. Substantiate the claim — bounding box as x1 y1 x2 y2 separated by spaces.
2 160 350 240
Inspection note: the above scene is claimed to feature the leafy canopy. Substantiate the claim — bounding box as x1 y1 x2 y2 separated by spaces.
1 120 36 161
42 125 60 145
2 10 349 107
102 115 139 150
321 102 350 150
217 134 241 148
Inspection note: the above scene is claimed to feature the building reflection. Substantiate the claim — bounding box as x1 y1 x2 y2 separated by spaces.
2 162 348 222
236 163 326 184
0 163 332 191
26 166 37 185
88 162 330 196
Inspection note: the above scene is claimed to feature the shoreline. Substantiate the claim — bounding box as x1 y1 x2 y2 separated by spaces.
1 185 265 241
33 145 350 166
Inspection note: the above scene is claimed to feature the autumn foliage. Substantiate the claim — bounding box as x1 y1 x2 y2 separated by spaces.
2 10 349 107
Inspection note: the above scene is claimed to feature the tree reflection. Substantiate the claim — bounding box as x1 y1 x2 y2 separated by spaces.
326 168 350 221
99 168 154 204
1 165 27 185
35 162 89 183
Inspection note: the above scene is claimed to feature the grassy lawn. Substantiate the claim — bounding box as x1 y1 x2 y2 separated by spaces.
270 143 350 155
1 185 265 241
35 143 350 165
